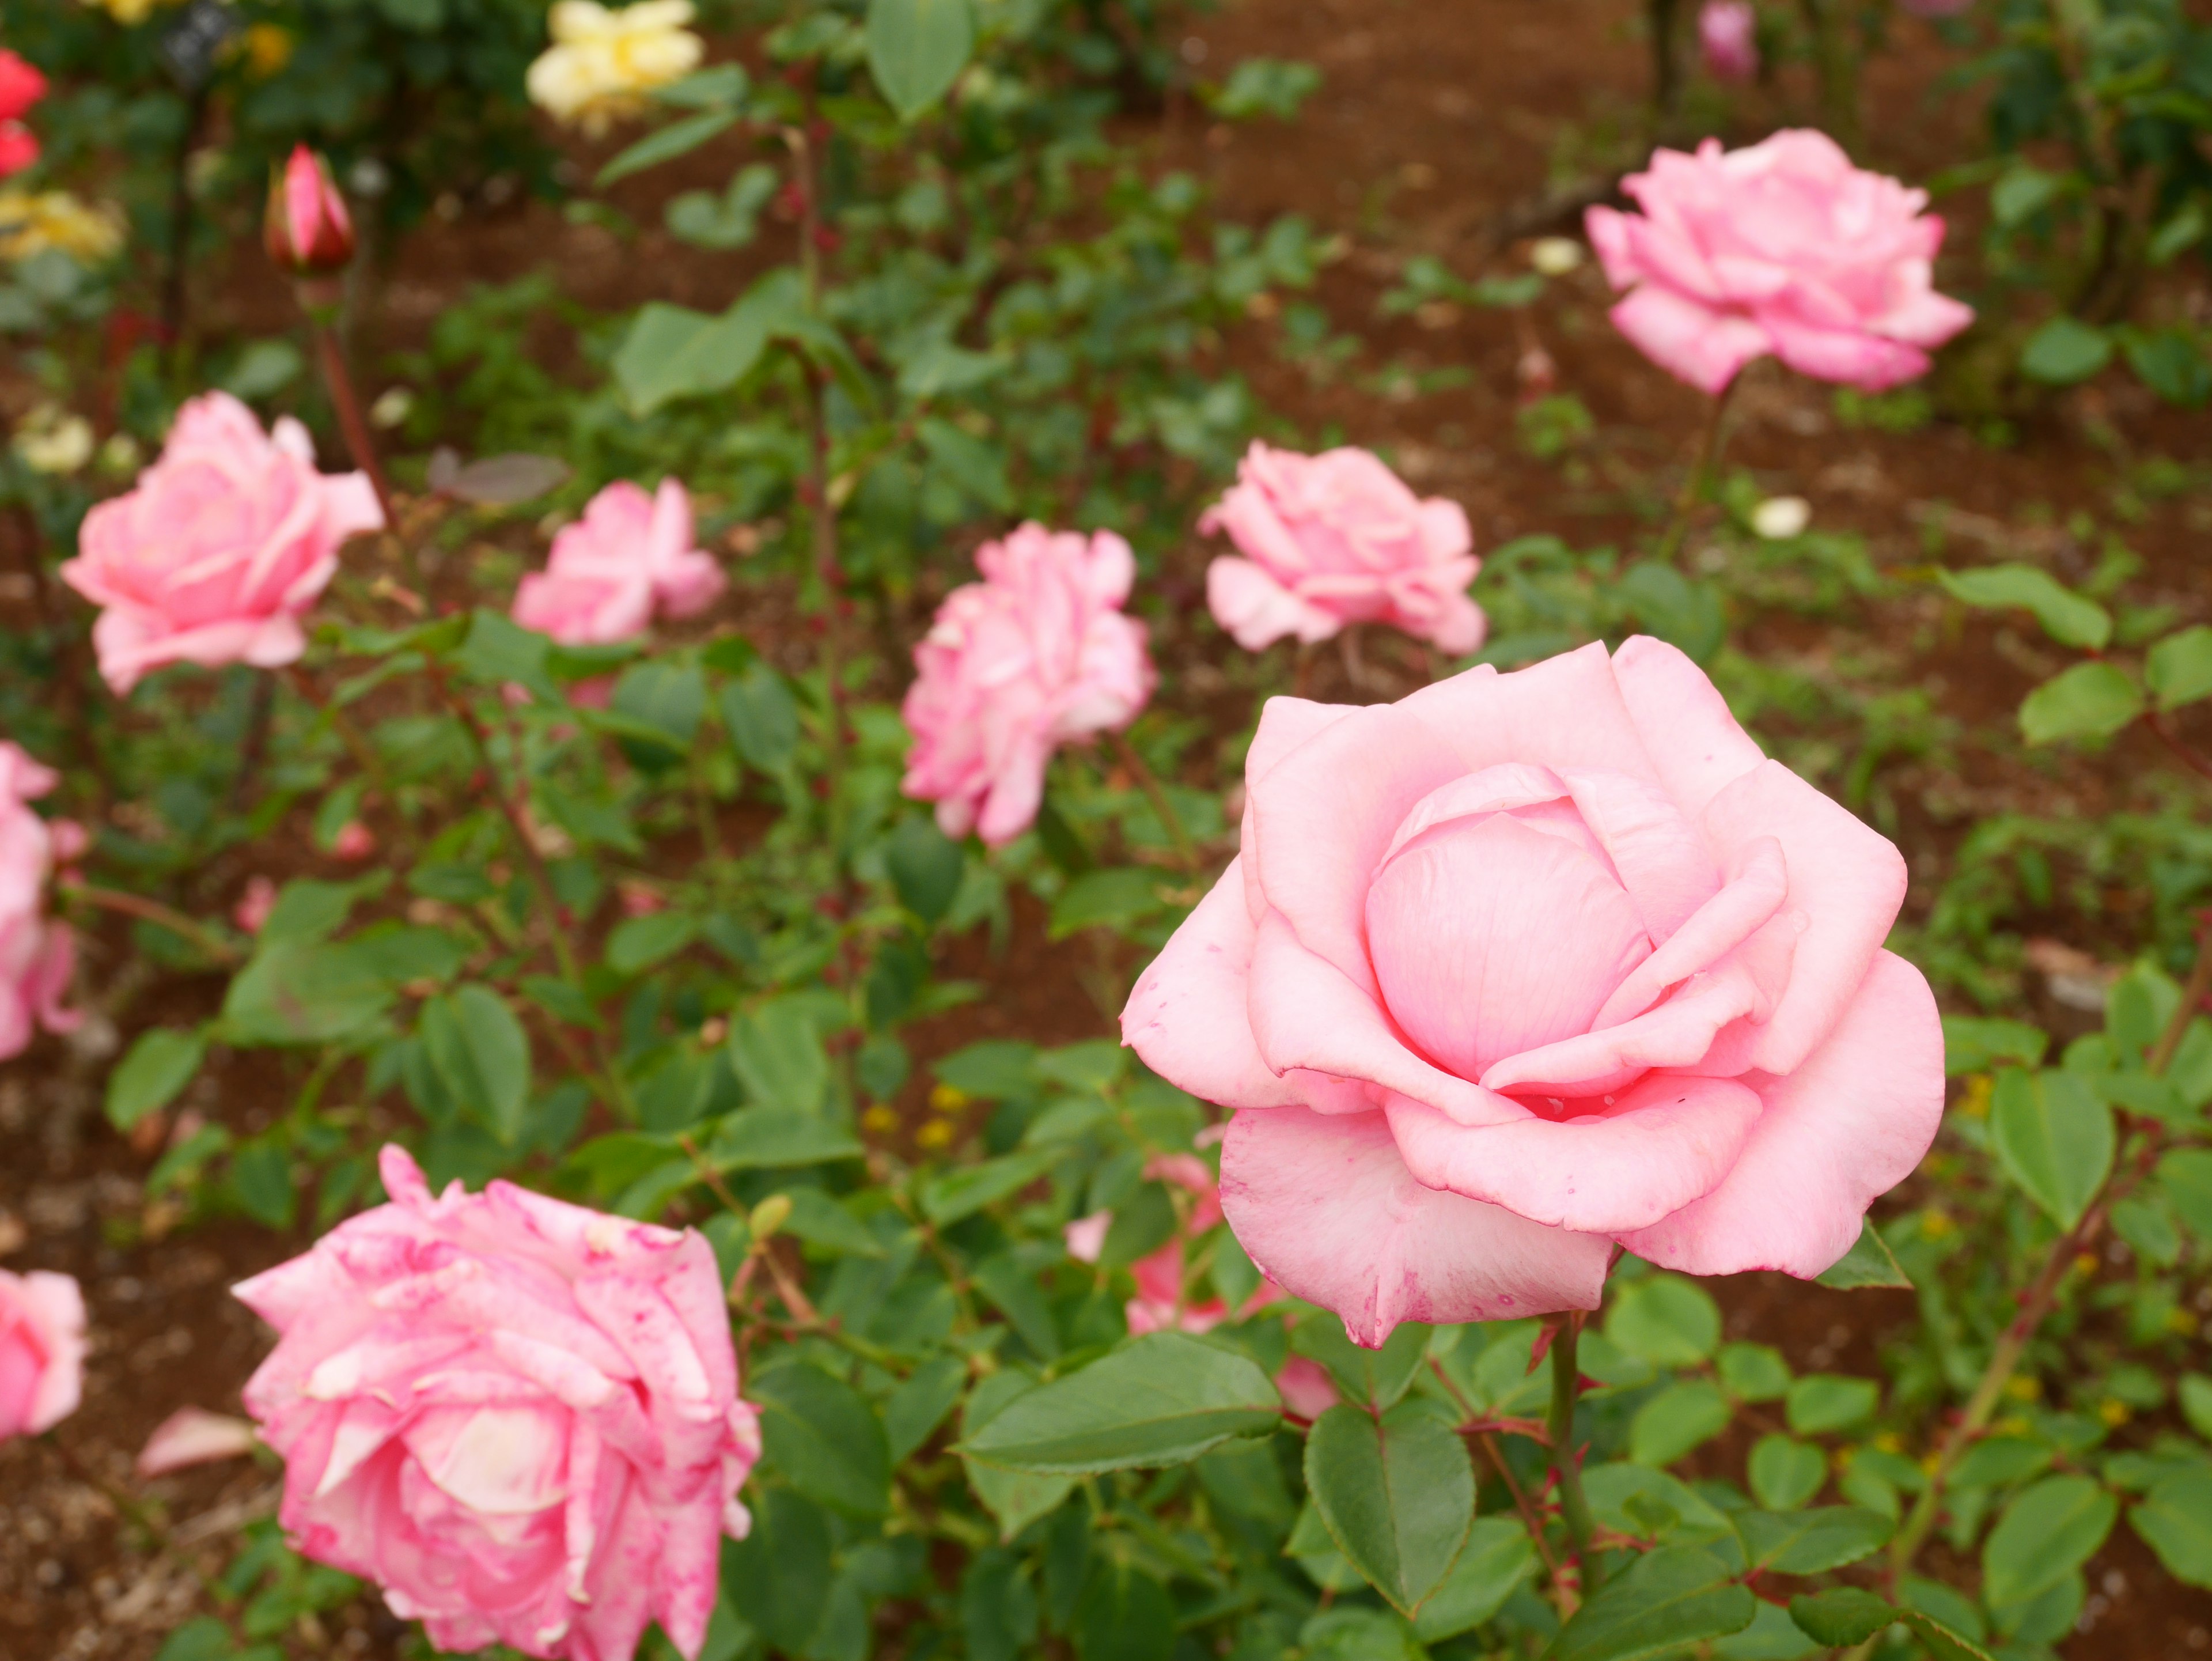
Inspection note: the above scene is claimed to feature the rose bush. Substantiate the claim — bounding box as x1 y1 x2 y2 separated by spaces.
58 392 383 694
1124 638 1944 1344
902 521 1154 845
1201 442 1484 654
233 1147 760 1661
1585 129 1975 395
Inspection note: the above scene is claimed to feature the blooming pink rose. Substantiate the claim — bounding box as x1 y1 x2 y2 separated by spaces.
1699 1 1758 82
1585 130 1974 395
512 479 725 648
902 523 1154 845
1201 444 1484 656
0 1269 85 1440
0 741 78 1059
60 392 383 695
233 1147 761 1661
1122 638 1942 1346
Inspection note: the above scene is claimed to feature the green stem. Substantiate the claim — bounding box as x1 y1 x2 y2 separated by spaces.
62 884 238 966
1654 379 1736 565
1548 1316 1604 1599
1108 728 1202 873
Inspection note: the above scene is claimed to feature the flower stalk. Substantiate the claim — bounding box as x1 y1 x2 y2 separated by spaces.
1547 1312 1604 1599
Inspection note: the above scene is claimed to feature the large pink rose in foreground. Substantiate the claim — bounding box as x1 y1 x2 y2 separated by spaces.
0 1269 85 1441
902 522 1154 845
1585 130 1974 395
512 478 725 648
0 740 78 1060
1122 639 1942 1346
234 1147 760 1661
60 392 382 694
1202 443 1484 655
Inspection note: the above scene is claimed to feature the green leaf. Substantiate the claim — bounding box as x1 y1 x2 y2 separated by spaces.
1785 1374 1878 1436
960 1370 1076 1538
1630 1379 1733 1466
609 660 707 761
422 985 532 1145
888 815 966 924
1733 1505 1892 1574
2159 1147 2212 1238
1071 1559 1174 1661
921 1146 1061 1225
1937 564 2111 650
1982 1473 2119 1609
1786 1588 1893 1645
885 1353 968 1462
606 911 698 976
1717 1342 1792 1402
778 1189 885 1258
727 1001 829 1115
1713 1600 1821 1660
2020 315 2113 385
722 1487 833 1651
719 665 800 773
220 941 395 1046
1813 1218 1913 1289
1991 1065 2115 1228
959 1332 1280 1475
1304 1402 1476 1616
229 1141 296 1229
2148 626 2212 711
864 0 974 119
1941 1014 2049 1075
1412 1516 1540 1641
1290 1318 1431 1412
1543 1546 1755 1661
751 1361 892 1517
106 1026 207 1130
613 299 770 416
259 877 373 945
454 607 560 703
596 108 737 187
1748 1435 1827 1511
2130 1466 2212 1588
1605 1274 1722 1366
706 1108 862 1172
1048 868 1166 939
2018 661 2145 746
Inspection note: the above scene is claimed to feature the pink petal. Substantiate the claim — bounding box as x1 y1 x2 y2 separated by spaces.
1608 285 1772 395
1594 835 1787 1027
1759 312 1930 392
1207 556 1339 650
1558 767 1722 942
1608 635 1766 821
1384 1070 1764 1234
137 1406 260 1475
1700 760 1906 1074
1618 950 1941 1276
1219 1107 1611 1346
1398 641 1665 783
1480 954 1768 1095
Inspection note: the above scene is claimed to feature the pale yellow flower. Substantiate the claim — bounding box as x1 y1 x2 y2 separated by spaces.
0 191 127 265
13 406 95 475
527 0 703 135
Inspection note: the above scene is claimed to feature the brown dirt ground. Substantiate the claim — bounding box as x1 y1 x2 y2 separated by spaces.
6 0 2212 1655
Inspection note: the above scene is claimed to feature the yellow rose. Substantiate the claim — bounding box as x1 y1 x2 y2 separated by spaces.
526 0 704 135
0 192 127 264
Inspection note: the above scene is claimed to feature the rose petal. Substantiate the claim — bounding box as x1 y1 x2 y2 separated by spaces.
1608 635 1767 820
1607 283 1772 395
1594 835 1787 1027
1398 640 1666 783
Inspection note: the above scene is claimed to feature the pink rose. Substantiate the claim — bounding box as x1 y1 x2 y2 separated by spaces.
0 1268 85 1440
1585 130 1974 395
60 392 383 695
264 145 356 276
0 740 78 1059
1699 1 1759 82
512 479 725 648
1201 444 1484 655
329 821 376 861
901 523 1154 845
1122 639 1942 1346
233 1147 761 1661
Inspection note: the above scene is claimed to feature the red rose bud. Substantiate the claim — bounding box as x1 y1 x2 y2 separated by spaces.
0 122 34 181
0 51 46 126
264 145 355 275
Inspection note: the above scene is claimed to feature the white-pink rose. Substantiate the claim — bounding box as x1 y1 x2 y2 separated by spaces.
512 478 725 648
901 523 1155 846
1585 130 1975 395
0 1268 85 1441
233 1147 761 1661
0 740 77 1060
1122 640 1943 1346
1201 443 1484 655
59 392 382 695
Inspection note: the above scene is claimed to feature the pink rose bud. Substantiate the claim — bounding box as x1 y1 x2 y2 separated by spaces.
1586 130 1975 396
0 1269 86 1441
901 523 1155 846
1063 1210 1112 1263
264 145 356 276
329 821 374 860
233 875 278 934
0 740 79 1060
1121 638 1944 1346
137 1406 259 1476
512 478 725 648
1124 1241 1228 1335
1200 444 1486 656
1699 1 1759 82
233 1146 762 1661
59 393 383 695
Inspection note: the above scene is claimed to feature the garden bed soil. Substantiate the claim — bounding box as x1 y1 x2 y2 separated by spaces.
7 0 2212 1654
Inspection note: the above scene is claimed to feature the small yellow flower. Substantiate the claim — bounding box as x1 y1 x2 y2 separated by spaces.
929 1083 968 1114
0 191 127 265
2005 1375 2041 1402
13 405 94 475
1873 1431 1904 1454
241 24 294 78
861 1104 899 1136
1921 1208 1955 1240
1956 1073 1993 1118
2098 1398 2131 1428
526 1 703 136
78 0 177 23
915 1119 954 1151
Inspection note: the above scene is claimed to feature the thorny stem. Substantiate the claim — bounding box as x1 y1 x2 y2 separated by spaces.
1862 925 2212 1636
307 318 397 535
62 884 237 964
1655 378 1736 565
2146 710 2212 785
1547 1314 1604 1599
1107 728 1202 873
